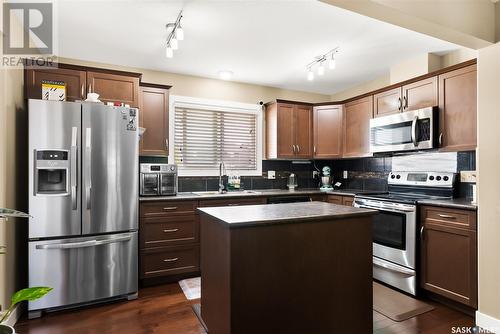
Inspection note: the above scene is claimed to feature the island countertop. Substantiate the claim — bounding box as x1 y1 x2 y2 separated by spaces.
197 201 377 227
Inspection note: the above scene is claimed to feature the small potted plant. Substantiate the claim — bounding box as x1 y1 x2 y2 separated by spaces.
0 287 53 334
0 209 52 333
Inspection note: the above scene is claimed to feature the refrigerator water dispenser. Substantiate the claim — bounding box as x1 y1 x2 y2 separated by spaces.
34 150 70 195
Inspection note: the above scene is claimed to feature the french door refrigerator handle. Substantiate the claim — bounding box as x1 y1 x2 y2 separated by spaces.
94 235 132 246
36 240 97 250
85 127 92 210
70 127 78 210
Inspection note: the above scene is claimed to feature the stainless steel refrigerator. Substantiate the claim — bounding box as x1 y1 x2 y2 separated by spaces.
28 99 138 317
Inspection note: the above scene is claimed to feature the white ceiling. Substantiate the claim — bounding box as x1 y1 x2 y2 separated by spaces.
57 0 460 95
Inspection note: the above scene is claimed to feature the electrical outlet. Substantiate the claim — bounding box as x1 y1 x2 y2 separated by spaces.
343 170 348 179
313 171 319 178
460 170 477 183
268 170 276 180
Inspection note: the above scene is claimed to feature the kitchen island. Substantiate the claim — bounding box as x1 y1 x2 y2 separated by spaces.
197 201 377 334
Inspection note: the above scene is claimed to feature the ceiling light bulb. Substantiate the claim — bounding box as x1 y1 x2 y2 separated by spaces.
317 62 325 76
329 56 336 70
307 69 314 81
171 37 178 50
166 45 173 58
176 26 184 41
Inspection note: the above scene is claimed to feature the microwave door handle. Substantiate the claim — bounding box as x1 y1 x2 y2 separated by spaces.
70 127 78 210
411 116 418 147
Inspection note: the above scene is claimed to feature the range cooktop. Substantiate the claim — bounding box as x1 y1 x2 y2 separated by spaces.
355 171 456 205
355 192 451 205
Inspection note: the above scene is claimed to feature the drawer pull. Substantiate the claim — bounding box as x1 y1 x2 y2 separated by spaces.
163 257 179 263
163 228 179 233
163 207 178 211
438 214 456 219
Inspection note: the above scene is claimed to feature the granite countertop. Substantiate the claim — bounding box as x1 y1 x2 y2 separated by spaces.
197 201 377 228
417 198 477 211
139 188 364 202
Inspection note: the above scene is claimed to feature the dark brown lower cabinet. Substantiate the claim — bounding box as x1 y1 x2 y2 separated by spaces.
140 200 200 281
327 195 354 206
420 206 477 308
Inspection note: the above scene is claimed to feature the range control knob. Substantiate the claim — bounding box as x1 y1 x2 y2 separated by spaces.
396 174 401 179
391 174 396 179
443 176 449 181
436 176 442 181
429 176 434 181
170 166 175 171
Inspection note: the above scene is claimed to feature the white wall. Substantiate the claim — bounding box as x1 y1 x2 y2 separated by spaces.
477 41 500 325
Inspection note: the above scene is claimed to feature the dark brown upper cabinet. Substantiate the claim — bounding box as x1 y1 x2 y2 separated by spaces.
374 77 438 117
420 205 477 308
402 76 438 111
343 96 373 158
87 71 139 108
438 64 477 152
373 87 402 117
266 101 312 159
24 63 142 108
313 105 343 159
139 84 170 156
25 67 87 101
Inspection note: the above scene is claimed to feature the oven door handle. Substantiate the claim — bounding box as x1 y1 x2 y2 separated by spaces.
411 115 418 147
355 204 415 214
373 258 415 276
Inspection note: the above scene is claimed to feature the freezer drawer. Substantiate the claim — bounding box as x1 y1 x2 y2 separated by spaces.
28 232 138 311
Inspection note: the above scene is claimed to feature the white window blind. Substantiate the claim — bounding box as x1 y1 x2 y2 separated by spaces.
174 106 258 172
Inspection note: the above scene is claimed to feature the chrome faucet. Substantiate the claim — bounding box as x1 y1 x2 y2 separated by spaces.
219 161 226 194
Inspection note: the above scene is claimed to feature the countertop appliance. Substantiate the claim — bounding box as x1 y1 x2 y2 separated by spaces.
287 173 298 190
28 100 139 317
140 163 177 196
353 170 455 295
370 107 438 153
320 166 333 191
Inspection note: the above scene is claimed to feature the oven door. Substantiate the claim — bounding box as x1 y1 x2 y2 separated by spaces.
354 198 416 269
370 107 436 153
160 173 177 195
140 173 160 196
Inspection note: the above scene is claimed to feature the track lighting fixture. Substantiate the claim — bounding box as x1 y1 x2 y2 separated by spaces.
306 47 339 81
165 11 184 58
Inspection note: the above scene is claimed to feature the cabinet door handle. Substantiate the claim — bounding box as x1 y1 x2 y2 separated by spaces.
420 226 425 241
313 145 317 154
165 139 169 151
438 133 443 146
81 84 85 99
296 145 300 153
163 258 179 263
163 228 179 233
162 206 178 211
88 83 92 93
404 96 408 109
398 97 402 111
438 214 456 219
292 145 296 153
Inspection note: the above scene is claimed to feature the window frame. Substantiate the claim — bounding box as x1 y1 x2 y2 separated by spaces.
169 95 263 177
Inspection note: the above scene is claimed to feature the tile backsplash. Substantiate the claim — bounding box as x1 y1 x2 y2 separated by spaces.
139 151 476 198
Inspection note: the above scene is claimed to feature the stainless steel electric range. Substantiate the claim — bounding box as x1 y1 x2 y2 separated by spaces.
353 171 456 295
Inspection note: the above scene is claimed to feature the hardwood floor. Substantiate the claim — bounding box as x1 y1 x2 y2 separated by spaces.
15 283 474 334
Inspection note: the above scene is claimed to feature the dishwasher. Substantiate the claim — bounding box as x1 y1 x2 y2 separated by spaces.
267 196 312 204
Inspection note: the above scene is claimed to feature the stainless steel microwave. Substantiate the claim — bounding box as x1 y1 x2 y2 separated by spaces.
370 107 438 153
139 164 177 196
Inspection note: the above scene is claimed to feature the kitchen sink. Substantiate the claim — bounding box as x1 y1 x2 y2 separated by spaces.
192 190 261 196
